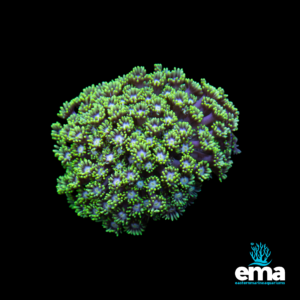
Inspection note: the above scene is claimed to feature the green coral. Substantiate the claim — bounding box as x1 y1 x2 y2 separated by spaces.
52 64 241 235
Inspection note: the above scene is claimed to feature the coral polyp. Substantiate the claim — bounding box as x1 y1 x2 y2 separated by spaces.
52 64 241 236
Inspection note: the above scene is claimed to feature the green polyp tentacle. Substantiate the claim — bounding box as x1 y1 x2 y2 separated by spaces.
174 122 194 141
161 203 185 221
195 161 212 182
74 203 89 218
145 176 161 194
147 195 167 217
161 166 180 188
98 119 112 138
66 170 80 190
124 218 146 236
179 173 195 190
133 102 150 120
107 104 128 123
85 181 105 200
179 154 196 174
101 80 123 97
162 110 178 127
144 117 166 137
176 140 194 155
86 132 103 152
188 106 204 123
166 67 186 88
142 158 156 173
108 129 127 147
56 173 72 195
171 189 189 207
163 129 181 151
108 170 124 189
116 116 135 134
105 191 124 209
113 206 129 225
51 122 63 141
131 142 151 164
152 145 169 165
126 199 144 218
123 165 139 185
102 216 123 236
91 162 109 181
77 158 94 179
53 144 72 165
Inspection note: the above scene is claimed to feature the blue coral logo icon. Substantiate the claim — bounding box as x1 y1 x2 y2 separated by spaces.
249 243 272 266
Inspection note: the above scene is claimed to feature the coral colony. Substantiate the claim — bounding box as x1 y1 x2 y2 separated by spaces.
51 64 241 236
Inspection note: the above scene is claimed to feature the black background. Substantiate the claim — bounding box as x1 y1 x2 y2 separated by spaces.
9 0 298 296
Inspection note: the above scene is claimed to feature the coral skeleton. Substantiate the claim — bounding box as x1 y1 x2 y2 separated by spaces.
52 64 241 235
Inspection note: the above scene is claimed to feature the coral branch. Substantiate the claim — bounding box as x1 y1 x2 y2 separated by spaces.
171 159 180 168
201 112 215 126
194 96 204 109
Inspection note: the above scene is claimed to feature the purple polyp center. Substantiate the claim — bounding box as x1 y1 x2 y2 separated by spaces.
78 146 84 153
138 150 146 158
113 178 120 185
149 180 156 188
119 212 126 219
94 138 100 145
175 192 182 199
106 154 113 161
127 172 134 179
111 222 118 229
84 166 91 173
128 190 135 198
153 200 161 208
133 204 140 211
115 135 123 143
93 187 100 193
181 177 189 184
183 160 190 167
167 172 173 179
157 152 164 160
103 202 111 209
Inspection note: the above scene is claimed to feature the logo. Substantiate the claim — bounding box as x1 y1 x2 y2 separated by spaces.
249 242 272 266
235 243 285 285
